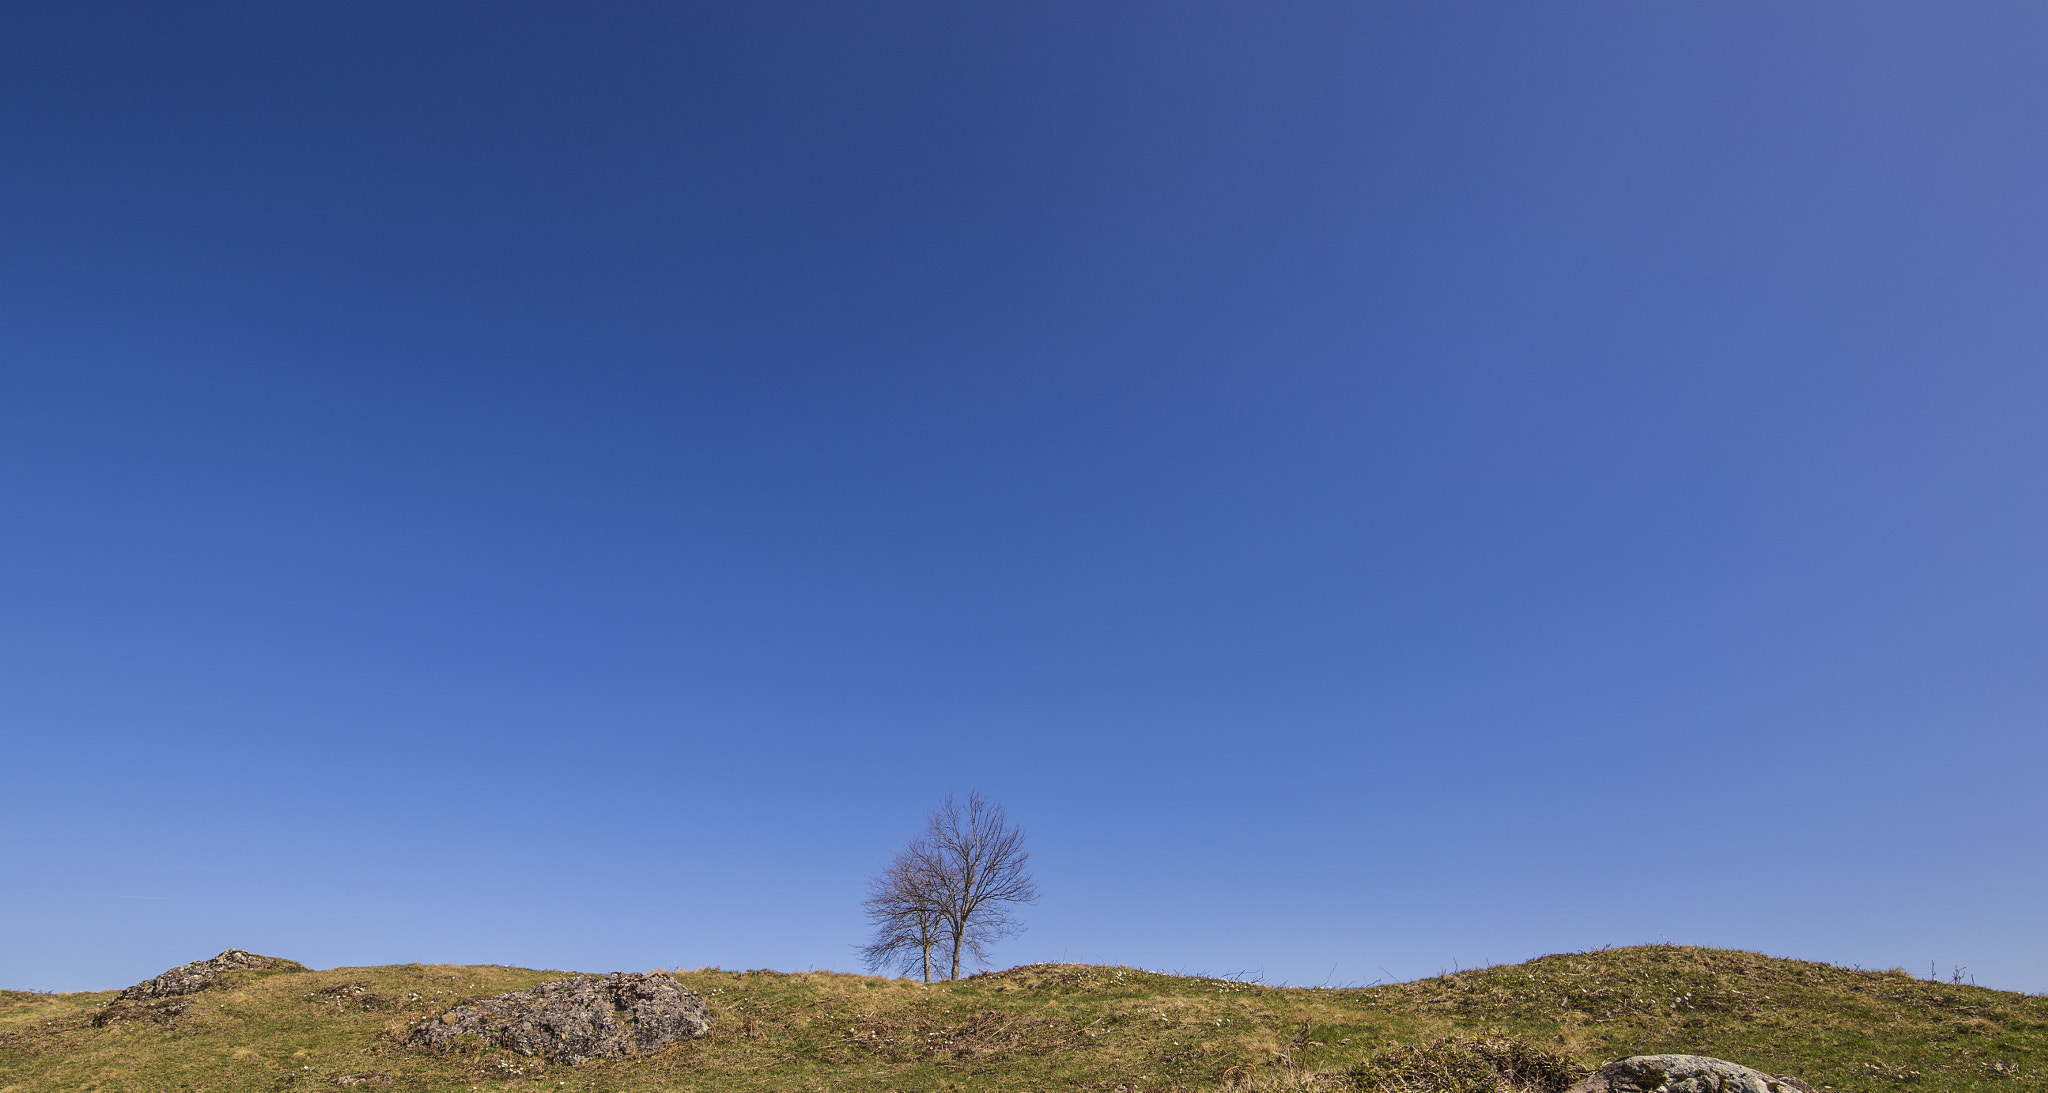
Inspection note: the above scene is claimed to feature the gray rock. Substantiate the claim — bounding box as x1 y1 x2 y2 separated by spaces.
117 949 293 1001
407 972 712 1064
95 949 305 1026
1567 1055 1816 1093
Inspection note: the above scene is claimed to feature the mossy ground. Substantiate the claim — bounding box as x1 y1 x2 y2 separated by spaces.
3 946 2043 1093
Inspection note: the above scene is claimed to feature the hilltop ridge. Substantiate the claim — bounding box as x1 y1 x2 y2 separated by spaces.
3 945 2042 1092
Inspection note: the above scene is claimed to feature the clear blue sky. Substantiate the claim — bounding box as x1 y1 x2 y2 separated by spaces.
3 2 2044 994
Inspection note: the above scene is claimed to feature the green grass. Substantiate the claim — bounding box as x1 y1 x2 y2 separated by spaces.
3 946 2043 1092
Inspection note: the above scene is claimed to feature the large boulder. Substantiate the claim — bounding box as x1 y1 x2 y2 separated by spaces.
1567 1055 1816 1093
407 972 712 1064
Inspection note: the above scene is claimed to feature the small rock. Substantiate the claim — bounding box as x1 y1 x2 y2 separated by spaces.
1567 1055 1816 1093
406 972 712 1064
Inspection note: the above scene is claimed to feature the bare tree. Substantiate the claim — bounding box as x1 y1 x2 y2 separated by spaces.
858 840 946 983
919 791 1038 980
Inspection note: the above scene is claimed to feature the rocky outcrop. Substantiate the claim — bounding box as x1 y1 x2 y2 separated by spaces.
406 972 712 1064
96 949 306 1026
1567 1055 1816 1093
117 949 300 1000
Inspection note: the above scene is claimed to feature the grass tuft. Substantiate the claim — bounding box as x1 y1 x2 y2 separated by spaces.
1350 1036 1588 1093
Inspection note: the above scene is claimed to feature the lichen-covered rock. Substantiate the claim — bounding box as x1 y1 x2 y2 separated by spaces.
1567 1055 1816 1093
117 949 298 1001
95 949 306 1026
407 973 712 1064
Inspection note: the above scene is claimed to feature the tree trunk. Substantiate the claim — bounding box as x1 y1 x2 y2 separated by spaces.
921 943 931 984
949 931 963 980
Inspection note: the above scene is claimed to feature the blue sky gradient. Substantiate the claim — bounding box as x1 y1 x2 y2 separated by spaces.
3 2 2045 993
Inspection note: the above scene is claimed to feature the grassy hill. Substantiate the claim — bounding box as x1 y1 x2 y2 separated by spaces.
3 945 2043 1092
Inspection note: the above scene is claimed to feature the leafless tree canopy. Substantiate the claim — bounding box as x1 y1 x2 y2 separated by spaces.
859 841 947 983
927 791 1039 979
861 791 1038 982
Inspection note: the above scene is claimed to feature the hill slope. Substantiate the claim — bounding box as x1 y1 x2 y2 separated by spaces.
3 946 2042 1092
